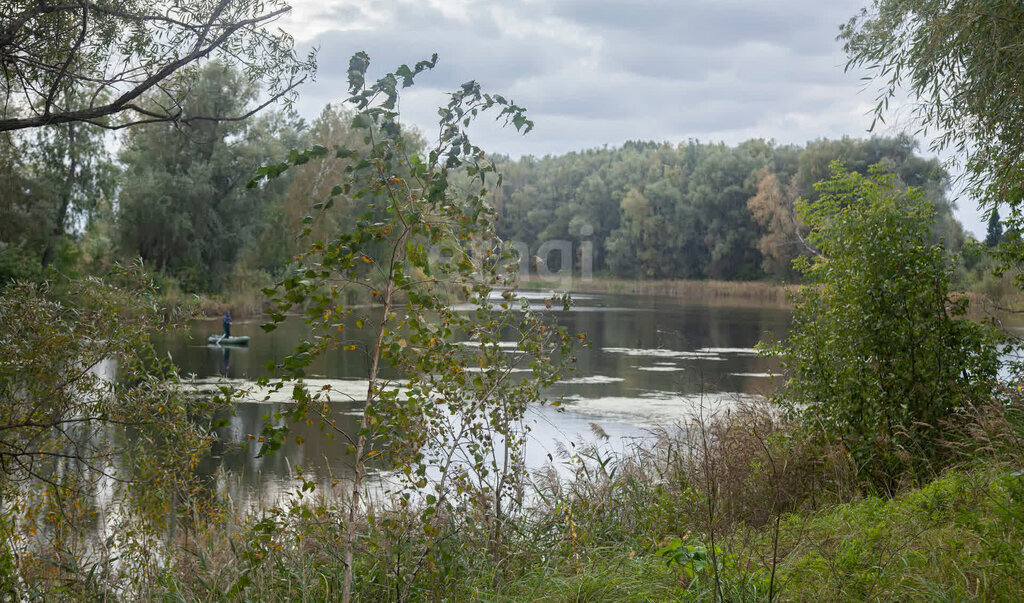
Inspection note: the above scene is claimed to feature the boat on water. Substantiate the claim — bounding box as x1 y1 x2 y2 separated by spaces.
207 334 250 346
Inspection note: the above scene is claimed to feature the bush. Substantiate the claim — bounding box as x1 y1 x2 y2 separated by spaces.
768 164 1002 491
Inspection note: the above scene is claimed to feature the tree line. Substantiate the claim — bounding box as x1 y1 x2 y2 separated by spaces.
1 62 343 292
0 64 969 295
492 136 964 281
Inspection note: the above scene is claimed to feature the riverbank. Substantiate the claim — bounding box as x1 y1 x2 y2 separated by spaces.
519 277 797 308
180 274 1024 323
174 277 797 319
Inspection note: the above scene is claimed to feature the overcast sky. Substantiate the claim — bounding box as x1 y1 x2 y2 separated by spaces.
277 0 986 236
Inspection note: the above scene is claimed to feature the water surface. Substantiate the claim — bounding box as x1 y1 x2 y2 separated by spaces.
154 293 790 505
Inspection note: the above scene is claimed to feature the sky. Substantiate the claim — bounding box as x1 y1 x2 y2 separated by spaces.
276 0 987 236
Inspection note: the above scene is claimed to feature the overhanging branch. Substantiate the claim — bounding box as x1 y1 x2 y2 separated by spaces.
0 0 310 132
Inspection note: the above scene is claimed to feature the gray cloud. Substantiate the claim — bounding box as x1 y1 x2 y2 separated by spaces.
294 0 864 136
282 0 985 235
300 1 586 92
549 0 858 52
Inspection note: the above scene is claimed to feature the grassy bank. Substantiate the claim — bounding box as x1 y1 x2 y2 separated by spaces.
157 277 376 320
167 276 797 320
520 277 797 308
177 273 1024 320
478 468 1024 601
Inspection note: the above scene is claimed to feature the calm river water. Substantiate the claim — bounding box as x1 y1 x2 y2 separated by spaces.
153 292 790 507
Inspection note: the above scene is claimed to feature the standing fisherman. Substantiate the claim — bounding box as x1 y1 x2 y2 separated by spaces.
222 310 232 337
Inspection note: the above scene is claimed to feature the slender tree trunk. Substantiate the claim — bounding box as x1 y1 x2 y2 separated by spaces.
491 415 510 580
342 225 411 603
41 124 77 268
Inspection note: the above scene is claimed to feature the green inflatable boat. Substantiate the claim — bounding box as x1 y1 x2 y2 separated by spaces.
208 334 250 346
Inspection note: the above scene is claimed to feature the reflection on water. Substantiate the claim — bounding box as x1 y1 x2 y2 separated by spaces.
219 348 231 377
153 293 790 507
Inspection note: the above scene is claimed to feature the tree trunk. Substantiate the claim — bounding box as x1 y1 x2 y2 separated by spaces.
41 124 77 268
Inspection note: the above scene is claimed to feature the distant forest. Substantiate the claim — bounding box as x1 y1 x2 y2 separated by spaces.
0 62 965 292
491 136 962 281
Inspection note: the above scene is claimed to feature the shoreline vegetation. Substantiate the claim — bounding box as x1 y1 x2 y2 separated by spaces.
522 276 798 308
183 274 1024 321
185 277 800 319
27 399 1022 600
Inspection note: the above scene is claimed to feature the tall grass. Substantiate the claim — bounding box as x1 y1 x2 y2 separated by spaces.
9 394 1024 600
520 277 797 308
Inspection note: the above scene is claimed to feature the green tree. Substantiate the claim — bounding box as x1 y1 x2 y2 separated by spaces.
986 208 1004 247
0 133 43 282
691 140 772 279
118 62 298 292
271 104 397 265
841 1 1024 224
0 120 116 281
769 164 1000 491
606 188 655 277
250 54 575 601
27 121 117 268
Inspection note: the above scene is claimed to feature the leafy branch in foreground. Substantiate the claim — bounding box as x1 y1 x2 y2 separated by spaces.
840 1 1024 226
0 263 224 597
249 52 577 602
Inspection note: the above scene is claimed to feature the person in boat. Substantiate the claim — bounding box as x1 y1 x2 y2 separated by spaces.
222 310 232 337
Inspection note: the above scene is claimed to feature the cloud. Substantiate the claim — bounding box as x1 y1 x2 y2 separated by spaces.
290 0 867 146
550 0 857 53
280 0 986 235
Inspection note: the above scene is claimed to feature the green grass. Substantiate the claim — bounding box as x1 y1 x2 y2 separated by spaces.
452 470 1024 601
459 552 684 602
765 470 1024 600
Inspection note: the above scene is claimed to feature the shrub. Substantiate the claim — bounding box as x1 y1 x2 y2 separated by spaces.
768 164 1002 491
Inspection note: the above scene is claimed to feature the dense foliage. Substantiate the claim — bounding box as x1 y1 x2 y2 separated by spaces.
769 164 1001 490
117 62 304 292
0 265 224 597
493 135 962 281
